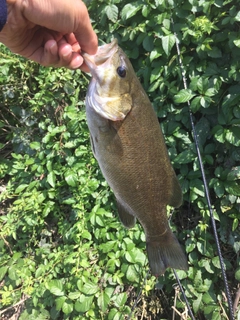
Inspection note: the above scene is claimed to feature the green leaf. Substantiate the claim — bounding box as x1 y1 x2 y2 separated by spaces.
47 171 56 188
200 95 212 108
143 36 154 51
68 292 81 300
108 308 120 320
75 294 94 313
185 239 195 253
8 265 19 281
125 265 138 282
224 181 240 196
193 293 202 313
47 280 64 296
190 96 201 112
15 184 28 193
227 166 240 181
198 259 214 274
114 292 127 308
81 230 92 241
148 78 161 92
162 34 175 56
62 300 73 314
64 170 78 187
64 83 75 95
142 4 151 17
208 47 222 58
235 268 240 281
121 3 142 21
205 88 217 97
213 179 225 198
125 248 146 265
212 311 222 320
195 117 210 146
211 256 221 269
150 49 161 62
174 89 196 103
197 77 208 93
0 266 8 281
97 291 110 312
225 127 240 146
174 149 196 164
212 125 225 143
204 304 216 315
30 141 41 150
202 291 215 304
233 39 240 47
232 218 239 231
79 281 99 295
105 4 118 22
99 240 117 253
55 296 66 311
35 265 45 278
190 179 205 197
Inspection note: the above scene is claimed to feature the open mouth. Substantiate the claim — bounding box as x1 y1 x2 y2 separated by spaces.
83 39 118 70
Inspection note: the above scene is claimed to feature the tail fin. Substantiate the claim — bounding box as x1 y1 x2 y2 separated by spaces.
146 230 188 277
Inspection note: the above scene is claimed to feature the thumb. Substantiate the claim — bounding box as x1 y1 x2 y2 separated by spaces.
22 0 98 54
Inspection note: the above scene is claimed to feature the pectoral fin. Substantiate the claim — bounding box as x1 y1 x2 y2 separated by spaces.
116 199 136 229
90 121 124 158
168 174 183 208
106 121 124 157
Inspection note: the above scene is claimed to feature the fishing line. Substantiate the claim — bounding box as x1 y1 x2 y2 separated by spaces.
169 209 195 319
120 269 150 320
128 269 150 320
173 269 196 320
171 17 235 320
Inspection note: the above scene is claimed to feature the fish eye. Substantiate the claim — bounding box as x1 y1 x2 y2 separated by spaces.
117 66 126 78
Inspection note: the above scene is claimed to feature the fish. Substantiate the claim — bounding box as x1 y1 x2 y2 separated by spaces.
83 39 188 276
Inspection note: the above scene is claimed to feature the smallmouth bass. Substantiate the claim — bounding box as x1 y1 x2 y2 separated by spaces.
83 39 188 276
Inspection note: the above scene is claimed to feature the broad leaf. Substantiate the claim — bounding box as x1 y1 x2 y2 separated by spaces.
121 3 142 21
162 34 175 56
174 89 196 103
105 4 118 22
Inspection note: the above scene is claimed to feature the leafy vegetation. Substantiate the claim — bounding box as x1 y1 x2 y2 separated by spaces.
0 0 240 319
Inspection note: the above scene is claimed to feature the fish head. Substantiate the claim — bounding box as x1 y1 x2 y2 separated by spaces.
83 39 134 121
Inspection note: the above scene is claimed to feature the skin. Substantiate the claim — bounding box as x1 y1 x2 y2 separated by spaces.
0 0 98 71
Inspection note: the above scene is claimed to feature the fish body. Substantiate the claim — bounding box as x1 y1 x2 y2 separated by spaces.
83 39 188 276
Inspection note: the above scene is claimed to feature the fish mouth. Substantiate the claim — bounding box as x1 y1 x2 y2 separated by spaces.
83 39 118 72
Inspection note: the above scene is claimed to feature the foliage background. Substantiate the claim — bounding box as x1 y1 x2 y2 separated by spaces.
0 0 240 319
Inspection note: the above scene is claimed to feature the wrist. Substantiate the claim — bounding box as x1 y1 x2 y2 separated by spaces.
0 0 7 31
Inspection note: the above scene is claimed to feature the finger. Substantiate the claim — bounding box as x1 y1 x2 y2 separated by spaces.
44 41 85 69
73 11 98 55
40 39 61 66
64 33 81 53
57 38 84 69
23 0 98 55
66 53 85 70
59 34 91 71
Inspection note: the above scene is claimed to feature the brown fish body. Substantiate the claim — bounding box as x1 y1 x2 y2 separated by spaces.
84 39 188 275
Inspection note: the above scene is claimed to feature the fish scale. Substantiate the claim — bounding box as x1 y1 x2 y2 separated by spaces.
83 39 188 276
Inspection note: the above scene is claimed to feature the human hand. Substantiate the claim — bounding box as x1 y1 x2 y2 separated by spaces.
0 0 98 71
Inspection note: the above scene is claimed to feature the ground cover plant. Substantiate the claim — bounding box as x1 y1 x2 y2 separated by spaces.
0 0 240 319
